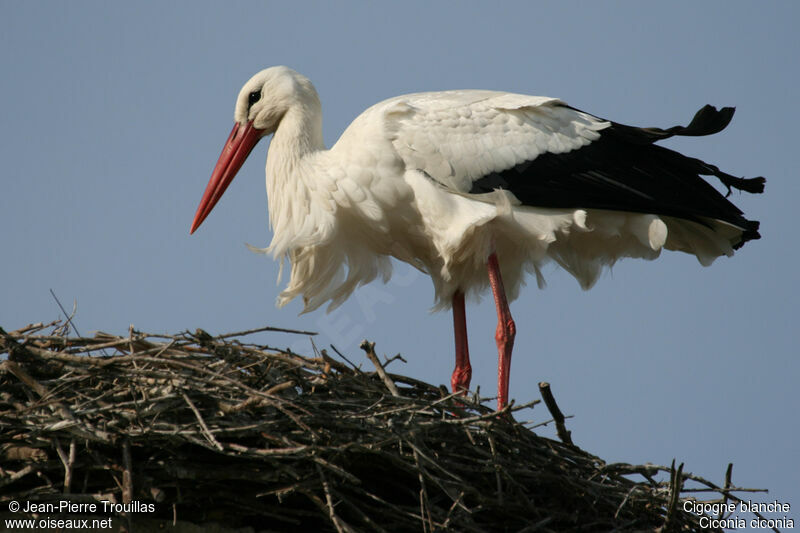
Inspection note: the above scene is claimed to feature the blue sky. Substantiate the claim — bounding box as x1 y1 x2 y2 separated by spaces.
2 1 797 524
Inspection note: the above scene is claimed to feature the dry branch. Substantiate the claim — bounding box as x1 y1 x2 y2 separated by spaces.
538 381 573 446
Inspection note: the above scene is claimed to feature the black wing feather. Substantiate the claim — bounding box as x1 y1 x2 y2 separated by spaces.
469 105 764 248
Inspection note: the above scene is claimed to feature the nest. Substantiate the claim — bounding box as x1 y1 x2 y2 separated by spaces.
0 321 770 532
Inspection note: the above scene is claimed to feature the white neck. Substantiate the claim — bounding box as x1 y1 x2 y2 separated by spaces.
264 98 327 254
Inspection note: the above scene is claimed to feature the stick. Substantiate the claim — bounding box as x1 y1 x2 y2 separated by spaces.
53 438 76 493
360 340 400 397
315 463 354 533
217 324 318 338
538 382 573 446
663 460 684 529
49 289 81 337
719 463 733 520
122 439 133 504
329 344 363 372
411 445 432 533
121 439 133 533
181 392 224 451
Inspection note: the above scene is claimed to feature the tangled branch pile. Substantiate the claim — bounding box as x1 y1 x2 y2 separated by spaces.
0 322 767 532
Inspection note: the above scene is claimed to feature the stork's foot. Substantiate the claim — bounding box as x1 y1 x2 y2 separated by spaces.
451 365 472 396
451 290 472 397
487 252 516 410
495 315 516 409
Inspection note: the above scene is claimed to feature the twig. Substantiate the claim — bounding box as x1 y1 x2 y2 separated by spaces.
49 289 80 337
181 392 224 451
663 460 684 532
53 438 76 493
487 434 503 504
316 463 354 533
360 340 400 397
719 463 733 520
0 465 37 489
382 353 407 368
614 485 641 519
122 439 133 504
411 444 432 533
9 320 60 336
538 382 573 446
329 344 363 372
216 324 318 338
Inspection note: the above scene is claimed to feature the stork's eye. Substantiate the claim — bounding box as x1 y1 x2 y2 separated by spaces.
248 90 261 106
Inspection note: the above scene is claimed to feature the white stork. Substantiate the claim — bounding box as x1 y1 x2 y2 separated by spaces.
191 66 764 408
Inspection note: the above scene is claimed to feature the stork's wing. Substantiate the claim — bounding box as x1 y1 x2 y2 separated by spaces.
387 93 765 247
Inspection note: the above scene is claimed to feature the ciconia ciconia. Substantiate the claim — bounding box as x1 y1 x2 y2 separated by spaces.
191 66 764 408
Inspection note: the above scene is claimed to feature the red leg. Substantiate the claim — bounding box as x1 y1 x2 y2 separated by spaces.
451 290 472 395
487 252 516 409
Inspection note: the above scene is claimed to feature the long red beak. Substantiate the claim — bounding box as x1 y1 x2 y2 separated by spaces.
190 121 264 234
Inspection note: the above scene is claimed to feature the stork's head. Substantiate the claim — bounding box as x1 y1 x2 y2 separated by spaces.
234 66 319 133
190 66 319 234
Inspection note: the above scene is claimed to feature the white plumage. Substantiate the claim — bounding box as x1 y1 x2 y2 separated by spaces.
191 66 763 408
